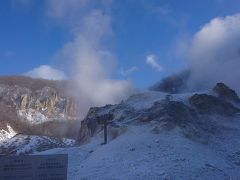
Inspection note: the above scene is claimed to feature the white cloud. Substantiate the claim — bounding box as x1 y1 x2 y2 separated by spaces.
146 54 163 72
186 14 240 93
120 66 138 76
24 65 66 80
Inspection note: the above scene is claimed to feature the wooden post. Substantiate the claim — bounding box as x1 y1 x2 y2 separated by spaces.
103 120 107 144
98 114 113 145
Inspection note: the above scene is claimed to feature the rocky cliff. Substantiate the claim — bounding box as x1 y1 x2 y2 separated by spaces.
0 76 81 141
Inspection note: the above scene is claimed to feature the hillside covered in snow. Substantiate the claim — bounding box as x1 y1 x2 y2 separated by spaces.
32 82 240 179
1 81 240 179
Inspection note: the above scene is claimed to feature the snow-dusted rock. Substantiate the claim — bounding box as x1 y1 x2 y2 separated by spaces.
77 83 240 144
0 124 16 143
0 134 75 155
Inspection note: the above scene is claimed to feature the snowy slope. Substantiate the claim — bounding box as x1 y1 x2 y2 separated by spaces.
37 84 240 180
4 83 240 179
38 120 240 180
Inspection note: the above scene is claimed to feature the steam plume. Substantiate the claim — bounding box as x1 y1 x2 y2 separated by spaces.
49 1 133 117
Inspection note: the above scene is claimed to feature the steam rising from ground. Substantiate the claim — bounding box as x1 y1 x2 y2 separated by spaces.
187 14 240 93
49 1 133 117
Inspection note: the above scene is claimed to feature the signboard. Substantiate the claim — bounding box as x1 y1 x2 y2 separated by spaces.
0 154 68 180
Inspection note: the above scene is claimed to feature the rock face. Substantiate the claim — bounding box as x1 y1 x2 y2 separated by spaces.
78 106 116 143
77 100 197 144
0 77 80 122
0 124 16 143
141 101 196 125
0 76 81 154
213 82 240 103
189 94 240 116
150 70 190 93
2 85 80 121
77 83 240 144
0 76 81 140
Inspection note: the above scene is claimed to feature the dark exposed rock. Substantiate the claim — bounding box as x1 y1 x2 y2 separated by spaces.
139 100 196 126
78 121 92 144
77 106 115 144
150 70 190 93
213 82 240 103
189 94 240 116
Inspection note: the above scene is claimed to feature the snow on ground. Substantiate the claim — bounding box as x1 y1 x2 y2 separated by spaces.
37 121 240 180
125 90 210 111
124 91 168 110
0 124 16 143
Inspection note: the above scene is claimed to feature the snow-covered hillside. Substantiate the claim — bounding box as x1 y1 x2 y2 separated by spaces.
34 82 240 179
2 82 240 179
38 119 240 179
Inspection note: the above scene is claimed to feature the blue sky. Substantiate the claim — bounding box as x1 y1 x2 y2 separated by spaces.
0 0 239 89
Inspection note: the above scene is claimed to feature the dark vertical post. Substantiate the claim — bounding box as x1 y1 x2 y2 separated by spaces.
103 120 107 144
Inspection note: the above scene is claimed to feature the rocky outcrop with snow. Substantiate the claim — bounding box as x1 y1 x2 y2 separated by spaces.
0 134 75 155
77 83 240 144
0 76 82 139
0 124 16 143
0 76 81 152
0 83 80 125
213 82 240 103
